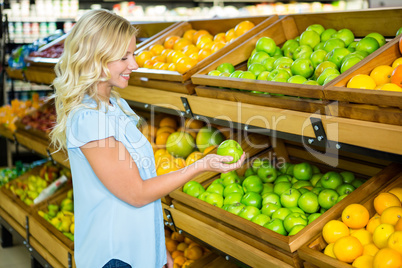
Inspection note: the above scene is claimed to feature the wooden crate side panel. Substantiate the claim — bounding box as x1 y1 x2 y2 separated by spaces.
0 207 27 239
128 76 194 93
0 188 31 228
29 236 69 268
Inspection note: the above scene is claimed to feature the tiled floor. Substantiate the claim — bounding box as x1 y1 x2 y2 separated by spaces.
0 234 31 268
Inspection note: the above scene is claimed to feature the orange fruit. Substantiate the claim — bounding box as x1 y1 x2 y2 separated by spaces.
171 250 184 259
174 157 186 169
164 35 181 49
395 218 402 231
351 229 373 246
151 55 166 63
388 231 402 255
167 63 176 71
211 41 226 53
171 51 186 64
322 220 350 244
373 223 395 249
155 148 169 159
149 44 165 56
380 206 402 225
192 29 211 44
155 132 171 146
183 29 196 41
213 32 226 43
391 64 402 88
363 243 379 257
143 59 157 69
177 242 189 251
171 231 185 242
392 57 402 68
156 154 174 170
234 20 255 37
333 236 363 263
184 245 203 260
379 83 402 92
366 215 382 234
203 145 217 155
373 248 402 268
135 51 153 67
342 204 370 229
173 264 180 268
173 38 193 51
141 124 158 137
182 260 195 268
374 192 401 215
347 74 377 89
173 255 187 266
176 57 197 74
159 117 178 129
185 151 203 166
352 255 374 268
389 187 402 202
184 237 193 244
225 28 236 43
156 126 176 136
323 243 336 258
182 44 199 56
196 35 213 49
185 118 204 129
350 228 365 234
197 48 212 62
188 52 199 61
166 239 178 253
161 48 174 58
369 65 394 86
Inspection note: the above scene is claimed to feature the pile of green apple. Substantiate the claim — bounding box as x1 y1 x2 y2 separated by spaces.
183 160 365 236
208 24 387 90
37 189 74 241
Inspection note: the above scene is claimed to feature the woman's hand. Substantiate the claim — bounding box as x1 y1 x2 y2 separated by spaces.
195 152 246 173
164 248 173 268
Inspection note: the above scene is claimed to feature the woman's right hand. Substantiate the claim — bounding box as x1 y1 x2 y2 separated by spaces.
195 152 246 173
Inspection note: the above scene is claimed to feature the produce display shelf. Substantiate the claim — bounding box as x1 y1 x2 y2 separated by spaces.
0 125 15 141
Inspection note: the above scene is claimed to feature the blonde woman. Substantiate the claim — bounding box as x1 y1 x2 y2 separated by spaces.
50 9 245 268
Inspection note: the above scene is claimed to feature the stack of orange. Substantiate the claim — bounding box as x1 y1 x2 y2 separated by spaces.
135 20 255 74
322 186 402 267
165 227 208 267
347 57 402 92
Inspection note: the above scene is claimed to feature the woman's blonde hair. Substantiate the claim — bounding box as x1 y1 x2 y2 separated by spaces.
50 9 138 152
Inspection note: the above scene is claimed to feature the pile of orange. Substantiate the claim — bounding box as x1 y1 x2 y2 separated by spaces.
135 20 255 74
140 116 220 176
347 57 402 92
322 186 402 267
165 227 208 267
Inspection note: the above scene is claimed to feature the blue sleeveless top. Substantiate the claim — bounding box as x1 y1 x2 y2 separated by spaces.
66 95 166 268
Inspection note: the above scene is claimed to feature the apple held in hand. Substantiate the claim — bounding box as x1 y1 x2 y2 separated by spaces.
217 140 244 164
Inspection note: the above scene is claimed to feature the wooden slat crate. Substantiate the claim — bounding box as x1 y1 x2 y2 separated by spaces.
169 142 402 267
5 67 25 81
298 171 402 268
129 15 279 94
134 21 178 49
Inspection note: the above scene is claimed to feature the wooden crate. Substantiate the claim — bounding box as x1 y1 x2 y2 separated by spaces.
192 8 402 123
129 15 279 94
134 21 181 49
298 171 402 268
169 141 402 263
5 67 25 81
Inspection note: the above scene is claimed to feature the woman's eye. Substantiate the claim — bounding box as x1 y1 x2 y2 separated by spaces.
122 57 128 61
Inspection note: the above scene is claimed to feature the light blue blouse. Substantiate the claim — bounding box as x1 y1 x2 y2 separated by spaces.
66 95 166 268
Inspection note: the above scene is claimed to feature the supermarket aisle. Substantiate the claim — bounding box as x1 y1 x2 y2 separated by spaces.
0 234 31 268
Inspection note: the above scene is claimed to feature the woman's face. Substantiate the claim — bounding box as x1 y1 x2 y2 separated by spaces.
100 35 138 92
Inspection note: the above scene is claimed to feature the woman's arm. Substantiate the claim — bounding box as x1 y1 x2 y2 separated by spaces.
81 136 245 207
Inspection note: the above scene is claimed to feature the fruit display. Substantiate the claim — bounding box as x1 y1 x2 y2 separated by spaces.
18 99 56 135
0 159 47 187
207 24 389 91
183 158 363 236
28 43 64 59
135 20 256 74
4 162 71 206
140 115 230 176
37 188 75 241
164 227 209 267
0 93 43 132
320 186 402 267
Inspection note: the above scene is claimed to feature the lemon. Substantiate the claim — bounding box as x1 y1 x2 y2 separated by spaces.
392 57 402 68
372 223 395 249
379 83 402 92
347 74 377 89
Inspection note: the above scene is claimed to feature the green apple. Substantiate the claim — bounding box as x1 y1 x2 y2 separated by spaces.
310 173 323 187
298 192 320 213
307 213 322 224
288 225 305 236
239 71 256 80
355 37 379 54
248 63 267 77
366 32 386 47
323 73 339 85
340 171 355 184
227 202 246 215
208 70 221 76
287 74 307 84
261 57 276 72
274 181 292 196
219 72 230 77
320 28 337 42
332 29 355 47
292 180 312 189
306 24 325 35
255 36 277 56
293 45 313 60
274 174 292 184
251 214 271 226
347 41 358 52
217 62 235 74
217 139 243 164
293 162 313 181
249 51 270 65
323 38 345 53
206 183 224 195
310 49 327 68
311 187 323 196
317 67 340 85
222 174 241 188
261 183 275 196
273 56 294 70
290 58 314 78
223 183 244 197
352 179 365 189
303 80 319 85
300 30 321 49
242 175 263 194
314 61 338 79
257 71 270 80
283 212 308 233
318 189 339 209
278 162 294 176
198 191 211 201
336 183 355 196
340 55 361 73
262 192 281 206
288 207 305 214
320 171 343 190
280 188 301 208
264 218 287 235
244 167 256 178
241 192 263 209
314 42 325 51
298 188 310 195
229 70 243 78
337 194 348 203
239 205 261 221
223 192 243 205
261 203 281 217
251 158 269 172
185 183 206 198
271 207 292 221
282 40 299 59
273 46 283 57
267 68 291 82
397 27 402 36
205 192 224 208
257 164 278 183
326 47 351 68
